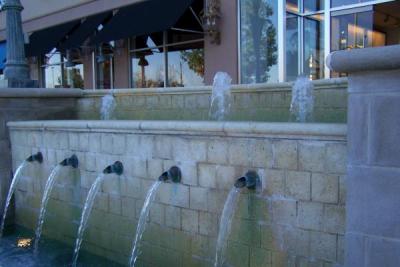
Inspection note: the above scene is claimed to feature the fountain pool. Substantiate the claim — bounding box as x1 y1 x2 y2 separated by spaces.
0 226 124 267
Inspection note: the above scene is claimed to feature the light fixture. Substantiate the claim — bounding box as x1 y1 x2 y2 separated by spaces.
202 0 221 45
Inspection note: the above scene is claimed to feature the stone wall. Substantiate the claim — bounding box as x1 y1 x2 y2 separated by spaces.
0 88 82 224
328 44 400 266
9 121 347 267
77 78 347 123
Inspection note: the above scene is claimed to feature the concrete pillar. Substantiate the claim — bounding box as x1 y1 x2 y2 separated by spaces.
327 45 400 267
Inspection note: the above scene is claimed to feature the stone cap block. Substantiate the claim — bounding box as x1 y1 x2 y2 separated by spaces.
327 45 400 73
0 87 83 98
7 120 347 141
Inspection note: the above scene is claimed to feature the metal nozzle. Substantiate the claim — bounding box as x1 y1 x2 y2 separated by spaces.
60 155 79 168
103 161 124 175
158 166 182 183
26 152 43 163
234 171 260 190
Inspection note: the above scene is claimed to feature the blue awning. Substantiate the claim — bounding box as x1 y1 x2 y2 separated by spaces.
0 42 6 72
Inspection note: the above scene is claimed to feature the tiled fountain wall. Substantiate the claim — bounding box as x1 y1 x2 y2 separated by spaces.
9 121 347 267
77 78 347 123
0 88 82 223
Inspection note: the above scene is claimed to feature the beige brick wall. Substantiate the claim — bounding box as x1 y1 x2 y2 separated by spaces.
77 78 348 123
9 121 347 267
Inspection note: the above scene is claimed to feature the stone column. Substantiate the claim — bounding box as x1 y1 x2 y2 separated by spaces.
327 45 400 267
1 0 37 88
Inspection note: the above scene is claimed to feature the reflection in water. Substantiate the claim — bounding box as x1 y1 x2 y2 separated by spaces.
17 238 32 248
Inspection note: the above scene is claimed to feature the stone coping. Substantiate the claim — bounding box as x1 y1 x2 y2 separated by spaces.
0 88 83 98
0 78 347 98
82 78 348 97
8 120 347 141
327 45 400 73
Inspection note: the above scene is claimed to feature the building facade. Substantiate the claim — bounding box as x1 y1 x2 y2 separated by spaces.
0 0 399 89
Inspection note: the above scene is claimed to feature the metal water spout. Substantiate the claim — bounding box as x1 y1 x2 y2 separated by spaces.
234 171 260 190
60 155 79 168
158 166 182 183
103 161 124 175
26 152 43 163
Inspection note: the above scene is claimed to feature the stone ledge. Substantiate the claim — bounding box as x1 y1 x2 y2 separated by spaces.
81 78 348 97
7 120 347 141
327 45 400 73
0 87 83 98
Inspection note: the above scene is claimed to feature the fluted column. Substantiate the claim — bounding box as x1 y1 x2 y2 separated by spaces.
3 0 29 80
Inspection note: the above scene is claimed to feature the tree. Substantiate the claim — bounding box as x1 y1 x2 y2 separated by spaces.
180 49 204 77
241 0 277 83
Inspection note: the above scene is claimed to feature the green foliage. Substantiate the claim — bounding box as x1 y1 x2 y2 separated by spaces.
180 49 205 77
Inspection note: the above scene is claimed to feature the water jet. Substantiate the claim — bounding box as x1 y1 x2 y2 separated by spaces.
34 155 80 252
72 161 124 267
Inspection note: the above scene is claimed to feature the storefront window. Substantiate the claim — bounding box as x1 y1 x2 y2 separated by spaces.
285 2 325 81
96 43 114 89
304 14 325 80
331 11 374 51
168 45 204 87
286 13 300 82
42 50 84 89
240 0 279 84
239 0 399 83
130 31 204 88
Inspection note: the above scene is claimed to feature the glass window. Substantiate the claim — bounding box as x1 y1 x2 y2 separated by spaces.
167 45 204 87
42 50 84 89
304 0 325 12
238 0 400 83
331 11 374 51
96 43 114 89
331 0 369 8
131 48 165 88
130 32 204 88
304 14 325 80
286 13 299 81
287 0 300 13
43 52 63 88
240 0 279 84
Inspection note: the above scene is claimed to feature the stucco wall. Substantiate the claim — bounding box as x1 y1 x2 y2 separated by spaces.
78 78 348 123
9 121 347 267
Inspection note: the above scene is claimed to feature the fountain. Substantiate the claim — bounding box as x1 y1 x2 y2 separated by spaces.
100 89 115 120
290 76 315 122
0 152 43 238
34 155 79 252
129 166 182 267
214 171 261 267
72 161 123 267
209 72 232 121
